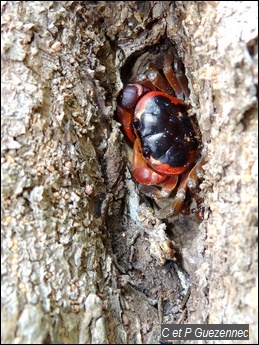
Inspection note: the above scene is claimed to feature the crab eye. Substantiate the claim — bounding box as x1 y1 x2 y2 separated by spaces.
142 146 150 158
133 118 141 130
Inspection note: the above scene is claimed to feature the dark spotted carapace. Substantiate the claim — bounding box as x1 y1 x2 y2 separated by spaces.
133 91 199 175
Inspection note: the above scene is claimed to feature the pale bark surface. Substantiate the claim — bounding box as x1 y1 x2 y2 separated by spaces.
1 1 258 344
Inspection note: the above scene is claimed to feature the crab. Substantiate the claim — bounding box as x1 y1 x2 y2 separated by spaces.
116 44 205 220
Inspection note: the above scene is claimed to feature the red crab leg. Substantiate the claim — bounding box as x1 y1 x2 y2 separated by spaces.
156 170 190 219
187 156 205 190
130 74 156 91
159 175 179 197
187 157 205 221
156 157 205 219
132 138 167 185
146 62 174 95
163 47 190 101
139 174 178 199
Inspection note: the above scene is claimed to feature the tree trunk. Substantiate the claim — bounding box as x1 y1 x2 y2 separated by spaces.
1 1 257 344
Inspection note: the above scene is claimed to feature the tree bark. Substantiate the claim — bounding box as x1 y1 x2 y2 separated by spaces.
1 1 257 344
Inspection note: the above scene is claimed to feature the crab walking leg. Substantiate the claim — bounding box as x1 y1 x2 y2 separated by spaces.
156 170 190 219
139 174 178 199
163 47 190 101
130 74 156 91
146 62 174 95
163 47 184 99
187 156 205 191
132 138 167 185
154 175 178 198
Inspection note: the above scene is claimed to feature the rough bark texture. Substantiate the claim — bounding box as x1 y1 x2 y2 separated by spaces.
1 1 258 344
